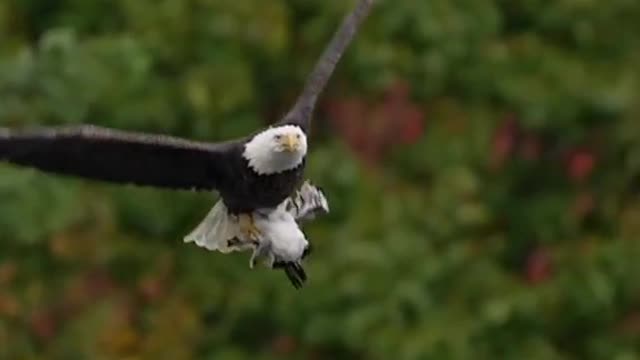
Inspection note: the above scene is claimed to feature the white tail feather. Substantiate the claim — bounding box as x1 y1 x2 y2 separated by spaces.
183 200 239 253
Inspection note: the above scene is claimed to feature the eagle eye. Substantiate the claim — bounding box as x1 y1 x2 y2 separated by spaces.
274 134 282 141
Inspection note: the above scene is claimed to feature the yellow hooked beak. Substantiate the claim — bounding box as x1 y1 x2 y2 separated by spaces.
280 134 300 152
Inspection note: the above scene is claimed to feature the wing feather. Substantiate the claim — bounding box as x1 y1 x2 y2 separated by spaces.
278 0 374 133
0 125 238 191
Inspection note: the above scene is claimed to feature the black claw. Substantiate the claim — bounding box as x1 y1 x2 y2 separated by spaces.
293 262 307 281
284 266 301 289
272 260 307 289
282 262 307 289
227 237 241 247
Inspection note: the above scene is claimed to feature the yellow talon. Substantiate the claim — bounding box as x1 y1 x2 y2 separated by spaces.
238 213 261 241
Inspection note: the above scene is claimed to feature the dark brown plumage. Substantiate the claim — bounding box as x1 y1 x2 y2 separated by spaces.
0 125 235 190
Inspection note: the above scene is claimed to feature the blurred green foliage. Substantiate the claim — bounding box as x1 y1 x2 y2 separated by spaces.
1 0 640 359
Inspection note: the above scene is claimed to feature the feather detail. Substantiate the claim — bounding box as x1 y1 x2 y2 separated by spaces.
183 200 240 253
285 181 330 221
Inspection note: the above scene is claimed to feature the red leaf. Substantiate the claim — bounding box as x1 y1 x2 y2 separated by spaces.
567 148 596 182
138 276 167 303
618 311 640 336
400 116 425 144
29 309 58 341
0 262 17 286
271 335 297 356
326 80 426 164
525 247 554 285
490 114 520 169
0 292 21 317
84 268 116 299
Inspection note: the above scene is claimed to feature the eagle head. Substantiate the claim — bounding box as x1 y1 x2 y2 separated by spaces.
243 125 307 175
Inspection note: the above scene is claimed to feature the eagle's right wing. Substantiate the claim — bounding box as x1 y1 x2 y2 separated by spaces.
0 125 238 191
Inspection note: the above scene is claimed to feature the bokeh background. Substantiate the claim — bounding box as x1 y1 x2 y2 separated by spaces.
1 0 640 359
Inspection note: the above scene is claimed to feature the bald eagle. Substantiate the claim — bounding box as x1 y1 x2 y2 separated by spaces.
0 0 374 286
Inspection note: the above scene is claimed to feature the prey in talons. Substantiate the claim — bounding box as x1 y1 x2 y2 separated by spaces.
237 213 262 241
185 181 329 288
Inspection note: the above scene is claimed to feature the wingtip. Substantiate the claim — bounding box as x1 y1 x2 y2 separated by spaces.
277 0 375 133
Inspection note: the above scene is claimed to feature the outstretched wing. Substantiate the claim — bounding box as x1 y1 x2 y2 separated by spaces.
278 0 375 133
0 125 238 191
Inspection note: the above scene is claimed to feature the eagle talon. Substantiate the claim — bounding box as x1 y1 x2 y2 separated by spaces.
227 237 241 247
238 213 261 241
